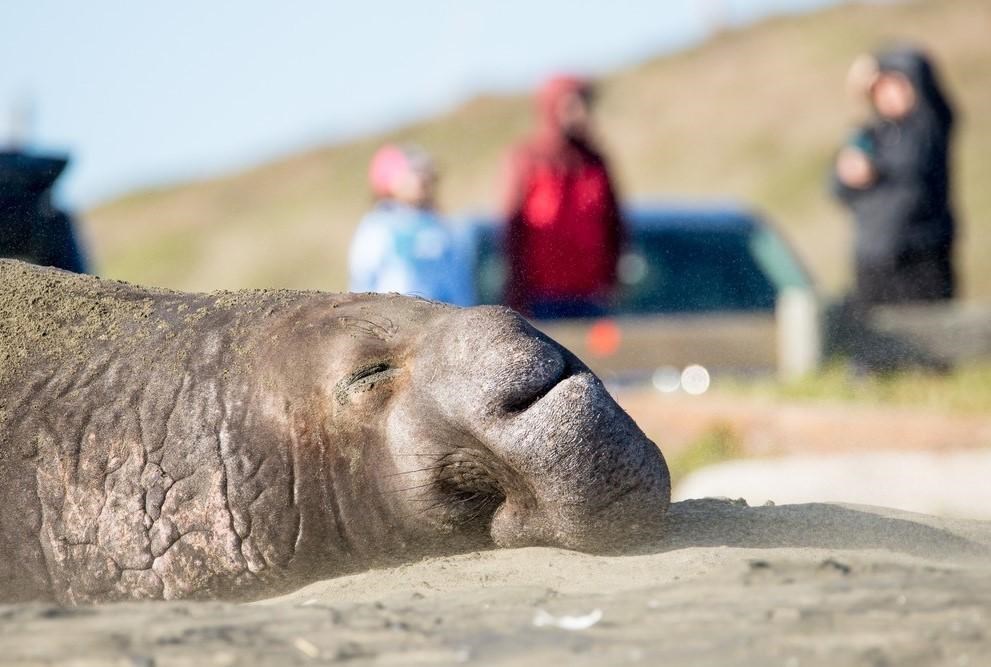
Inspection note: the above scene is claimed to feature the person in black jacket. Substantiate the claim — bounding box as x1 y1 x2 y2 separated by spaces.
0 150 87 273
833 46 957 306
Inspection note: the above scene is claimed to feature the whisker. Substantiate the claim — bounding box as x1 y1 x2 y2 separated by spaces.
410 495 447 504
412 492 489 514
417 500 451 514
392 453 449 458
381 464 447 478
386 481 438 494
463 495 503 523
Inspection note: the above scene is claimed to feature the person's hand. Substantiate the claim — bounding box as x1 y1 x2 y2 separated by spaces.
836 146 875 189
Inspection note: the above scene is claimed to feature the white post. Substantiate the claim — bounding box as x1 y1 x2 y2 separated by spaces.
776 287 821 381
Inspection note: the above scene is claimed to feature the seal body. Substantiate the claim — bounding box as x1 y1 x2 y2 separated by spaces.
0 260 670 603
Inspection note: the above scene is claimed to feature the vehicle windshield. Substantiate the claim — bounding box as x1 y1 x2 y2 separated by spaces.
471 213 811 316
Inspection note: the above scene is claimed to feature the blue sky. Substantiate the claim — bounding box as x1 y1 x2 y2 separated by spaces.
1 0 843 207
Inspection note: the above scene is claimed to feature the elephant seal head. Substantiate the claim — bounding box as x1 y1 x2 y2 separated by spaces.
275 298 671 561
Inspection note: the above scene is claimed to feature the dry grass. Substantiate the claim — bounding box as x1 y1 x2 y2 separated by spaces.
83 0 991 299
665 423 744 485
718 362 991 415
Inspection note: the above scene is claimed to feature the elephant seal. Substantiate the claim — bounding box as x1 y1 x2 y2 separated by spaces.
0 260 670 604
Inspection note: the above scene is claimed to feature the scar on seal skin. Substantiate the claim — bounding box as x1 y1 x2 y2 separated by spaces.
0 260 670 604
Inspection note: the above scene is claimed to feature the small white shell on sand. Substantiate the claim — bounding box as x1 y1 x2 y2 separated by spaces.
292 637 320 659
532 608 603 630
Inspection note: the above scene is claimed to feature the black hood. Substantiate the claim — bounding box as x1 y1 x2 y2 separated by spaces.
874 45 955 130
0 151 70 205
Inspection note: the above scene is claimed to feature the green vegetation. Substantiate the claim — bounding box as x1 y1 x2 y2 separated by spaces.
84 0 991 302
666 424 744 484
718 363 991 415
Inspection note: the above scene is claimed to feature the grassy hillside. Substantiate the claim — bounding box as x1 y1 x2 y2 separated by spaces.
84 0 991 298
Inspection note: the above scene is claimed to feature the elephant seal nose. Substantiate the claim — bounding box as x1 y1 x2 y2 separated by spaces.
498 344 569 414
428 305 569 420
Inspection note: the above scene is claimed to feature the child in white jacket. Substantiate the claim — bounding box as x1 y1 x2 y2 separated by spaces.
348 144 473 307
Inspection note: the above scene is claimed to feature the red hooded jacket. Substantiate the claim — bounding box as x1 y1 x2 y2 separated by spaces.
503 76 623 313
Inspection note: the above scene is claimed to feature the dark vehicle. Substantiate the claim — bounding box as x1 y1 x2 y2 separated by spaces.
0 150 88 273
460 202 814 377
468 202 811 315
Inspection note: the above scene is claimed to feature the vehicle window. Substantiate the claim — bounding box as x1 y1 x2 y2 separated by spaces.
617 229 778 314
748 227 811 292
474 227 506 306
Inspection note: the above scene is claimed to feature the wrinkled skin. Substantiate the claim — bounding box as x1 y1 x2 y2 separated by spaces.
0 260 670 604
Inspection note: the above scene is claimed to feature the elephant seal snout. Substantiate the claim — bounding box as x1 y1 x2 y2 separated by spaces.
0 260 670 604
411 305 670 552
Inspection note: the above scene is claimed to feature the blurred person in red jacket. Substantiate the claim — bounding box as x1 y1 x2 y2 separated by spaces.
502 75 624 319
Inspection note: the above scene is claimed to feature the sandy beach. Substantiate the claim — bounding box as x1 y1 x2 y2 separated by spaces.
2 498 989 666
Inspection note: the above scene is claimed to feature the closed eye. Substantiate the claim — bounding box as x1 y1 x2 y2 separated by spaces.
336 361 401 402
346 361 393 385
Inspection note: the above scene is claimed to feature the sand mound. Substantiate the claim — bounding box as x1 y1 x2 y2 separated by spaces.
2 500 989 666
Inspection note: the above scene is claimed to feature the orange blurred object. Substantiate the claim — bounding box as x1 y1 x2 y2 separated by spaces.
586 319 622 358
